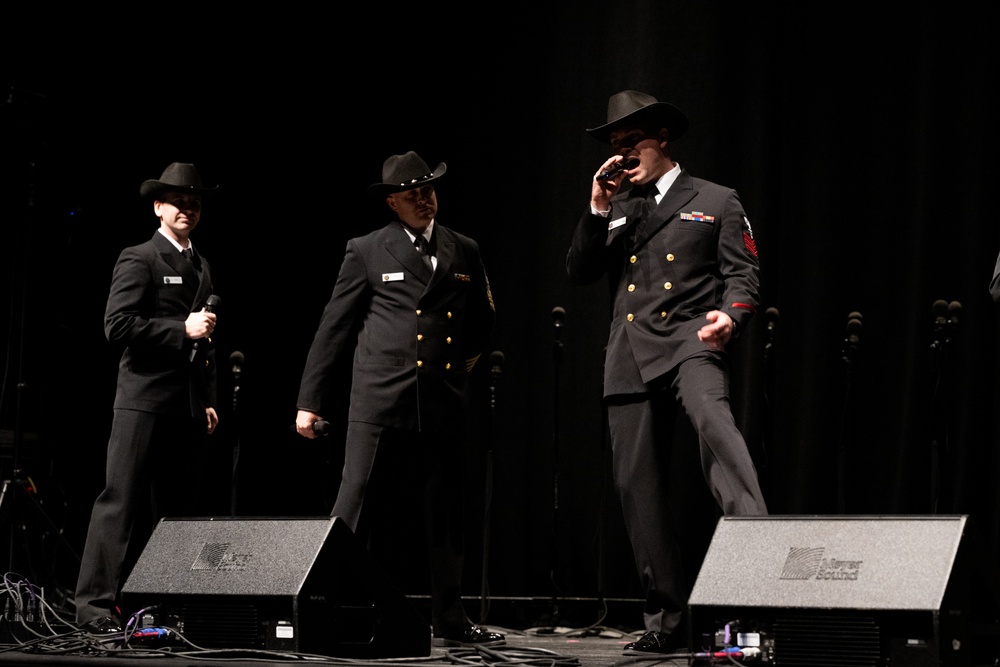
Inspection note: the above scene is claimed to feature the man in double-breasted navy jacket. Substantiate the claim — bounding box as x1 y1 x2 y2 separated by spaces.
295 151 502 648
75 162 220 634
567 91 768 656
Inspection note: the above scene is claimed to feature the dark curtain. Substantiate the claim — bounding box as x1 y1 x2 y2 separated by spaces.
3 3 999 611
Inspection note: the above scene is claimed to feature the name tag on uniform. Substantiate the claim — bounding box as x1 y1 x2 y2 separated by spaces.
382 272 404 282
608 216 627 231
163 276 183 284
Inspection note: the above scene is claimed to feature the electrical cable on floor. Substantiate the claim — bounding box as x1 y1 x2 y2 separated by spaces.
444 643 581 666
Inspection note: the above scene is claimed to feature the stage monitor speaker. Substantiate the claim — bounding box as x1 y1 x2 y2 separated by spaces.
121 516 430 659
688 515 1000 667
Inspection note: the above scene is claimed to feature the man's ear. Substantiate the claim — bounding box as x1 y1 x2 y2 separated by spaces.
385 195 397 212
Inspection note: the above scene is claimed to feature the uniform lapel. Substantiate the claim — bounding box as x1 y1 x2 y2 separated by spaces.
385 225 433 285
632 171 697 248
156 233 200 286
427 228 454 289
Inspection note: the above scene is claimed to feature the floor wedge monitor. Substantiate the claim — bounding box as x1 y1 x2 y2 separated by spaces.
688 515 1000 667
121 516 430 659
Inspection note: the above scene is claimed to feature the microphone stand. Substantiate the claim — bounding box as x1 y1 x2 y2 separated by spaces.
479 352 502 623
761 308 779 482
229 352 244 515
548 308 565 626
595 346 610 626
929 302 958 514
838 313 862 513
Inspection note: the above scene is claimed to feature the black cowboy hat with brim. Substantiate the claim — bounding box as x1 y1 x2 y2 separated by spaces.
367 151 447 197
139 162 219 199
586 90 689 144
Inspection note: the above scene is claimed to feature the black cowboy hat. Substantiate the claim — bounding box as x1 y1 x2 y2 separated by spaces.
586 90 689 144
367 151 447 197
139 162 219 199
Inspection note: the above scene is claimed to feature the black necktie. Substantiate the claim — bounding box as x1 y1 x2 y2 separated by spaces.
414 235 434 275
626 184 658 247
182 248 193 263
639 182 659 218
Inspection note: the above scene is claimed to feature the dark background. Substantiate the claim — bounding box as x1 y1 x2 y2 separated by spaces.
3 3 1000 624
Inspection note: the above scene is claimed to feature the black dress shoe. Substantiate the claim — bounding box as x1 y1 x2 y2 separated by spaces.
433 624 506 647
623 630 687 655
80 615 123 635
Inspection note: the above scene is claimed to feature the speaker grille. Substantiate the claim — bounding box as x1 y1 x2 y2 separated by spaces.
177 601 260 649
772 613 880 666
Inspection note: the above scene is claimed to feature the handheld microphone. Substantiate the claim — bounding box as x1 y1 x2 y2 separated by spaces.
190 294 221 362
289 419 331 436
596 156 639 181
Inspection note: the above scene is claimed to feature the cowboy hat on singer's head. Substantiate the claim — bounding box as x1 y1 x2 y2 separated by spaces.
586 90 689 144
140 162 219 199
367 151 447 198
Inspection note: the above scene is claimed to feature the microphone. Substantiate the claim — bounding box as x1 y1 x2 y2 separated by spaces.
552 306 566 344
289 419 331 436
931 299 949 353
842 311 862 363
489 350 504 376
229 350 244 377
189 294 221 362
947 300 961 329
596 156 640 181
764 307 779 360
765 306 780 333
846 316 862 343
932 299 948 330
230 351 244 412
489 350 504 408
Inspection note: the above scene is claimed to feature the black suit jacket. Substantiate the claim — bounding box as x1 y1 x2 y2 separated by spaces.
567 169 760 396
105 230 217 416
297 221 495 433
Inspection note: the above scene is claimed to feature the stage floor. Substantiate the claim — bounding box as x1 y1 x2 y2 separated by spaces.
0 626 694 667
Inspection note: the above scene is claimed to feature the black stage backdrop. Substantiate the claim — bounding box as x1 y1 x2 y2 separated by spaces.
3 4 1000 618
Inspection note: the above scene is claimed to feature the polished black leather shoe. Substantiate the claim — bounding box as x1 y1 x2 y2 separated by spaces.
433 624 506 647
80 615 123 635
623 630 686 655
